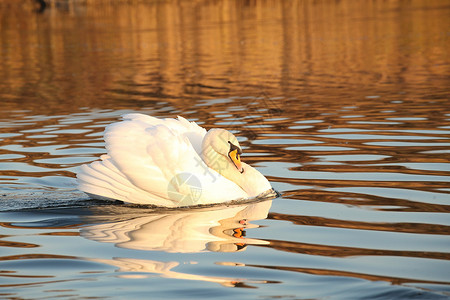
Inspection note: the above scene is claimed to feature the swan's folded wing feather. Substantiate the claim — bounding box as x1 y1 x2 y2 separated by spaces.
104 120 177 201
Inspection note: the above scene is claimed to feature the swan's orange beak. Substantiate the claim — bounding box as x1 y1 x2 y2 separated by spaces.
229 149 244 173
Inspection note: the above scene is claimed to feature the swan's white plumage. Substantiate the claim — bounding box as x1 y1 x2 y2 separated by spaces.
77 114 272 206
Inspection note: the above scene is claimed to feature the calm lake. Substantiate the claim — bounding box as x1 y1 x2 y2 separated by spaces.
1 0 449 299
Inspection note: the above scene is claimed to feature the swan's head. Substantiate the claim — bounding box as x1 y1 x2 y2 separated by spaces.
201 128 272 198
202 128 244 173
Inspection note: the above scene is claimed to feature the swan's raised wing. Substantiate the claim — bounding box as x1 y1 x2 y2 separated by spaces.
77 114 246 206
120 114 207 154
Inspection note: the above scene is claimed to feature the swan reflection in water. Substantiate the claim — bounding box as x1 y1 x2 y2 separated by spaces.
81 200 276 287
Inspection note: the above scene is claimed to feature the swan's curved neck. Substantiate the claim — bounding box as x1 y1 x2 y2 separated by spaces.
201 145 271 197
201 145 239 182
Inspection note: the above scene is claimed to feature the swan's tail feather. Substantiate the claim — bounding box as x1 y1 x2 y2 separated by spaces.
77 156 176 206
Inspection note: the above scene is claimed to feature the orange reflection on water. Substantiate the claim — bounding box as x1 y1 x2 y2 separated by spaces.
0 0 448 113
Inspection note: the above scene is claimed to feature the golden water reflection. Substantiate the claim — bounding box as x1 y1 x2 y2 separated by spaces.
1 0 448 113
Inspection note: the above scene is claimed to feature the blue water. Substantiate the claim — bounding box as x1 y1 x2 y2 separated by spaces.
1 0 449 299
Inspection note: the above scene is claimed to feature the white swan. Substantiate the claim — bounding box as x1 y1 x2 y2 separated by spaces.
76 113 273 206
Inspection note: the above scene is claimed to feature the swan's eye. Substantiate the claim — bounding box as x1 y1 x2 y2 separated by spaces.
228 141 242 155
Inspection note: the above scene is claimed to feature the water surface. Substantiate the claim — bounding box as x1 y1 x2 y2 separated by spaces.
1 0 449 299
